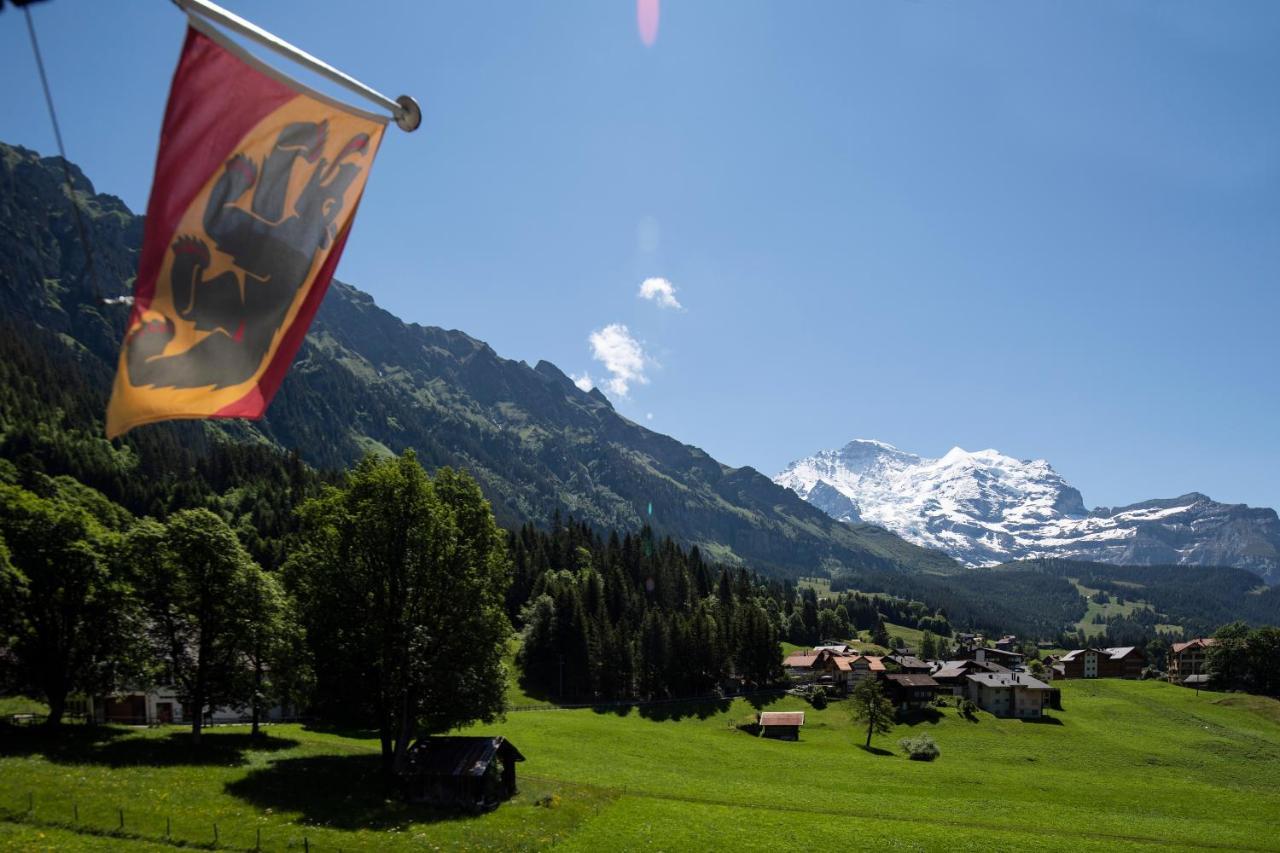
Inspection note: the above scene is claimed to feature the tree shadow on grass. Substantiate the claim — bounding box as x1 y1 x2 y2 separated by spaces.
0 725 297 767
590 703 634 717
1019 714 1064 725
858 744 894 756
638 698 731 722
302 722 383 741
226 754 474 830
897 708 943 726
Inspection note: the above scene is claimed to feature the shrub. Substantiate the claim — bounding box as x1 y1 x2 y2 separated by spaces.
810 687 828 710
899 733 940 761
959 699 978 720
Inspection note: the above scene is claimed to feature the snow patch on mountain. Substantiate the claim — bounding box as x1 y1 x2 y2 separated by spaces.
775 440 1280 583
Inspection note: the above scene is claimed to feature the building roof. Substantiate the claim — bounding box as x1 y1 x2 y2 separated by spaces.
932 659 1009 679
783 652 819 668
887 655 930 670
833 657 853 672
966 672 1052 690
980 647 1025 660
1062 646 1141 662
884 674 940 688
1181 673 1212 684
858 655 886 672
759 711 805 727
403 737 524 778
1172 639 1216 654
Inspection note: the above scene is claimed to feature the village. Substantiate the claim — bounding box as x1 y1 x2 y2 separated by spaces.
756 633 1217 739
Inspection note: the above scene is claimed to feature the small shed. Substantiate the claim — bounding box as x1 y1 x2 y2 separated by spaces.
758 711 805 740
401 736 525 810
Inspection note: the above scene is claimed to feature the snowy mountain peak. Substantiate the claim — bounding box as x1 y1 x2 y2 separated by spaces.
775 439 1280 584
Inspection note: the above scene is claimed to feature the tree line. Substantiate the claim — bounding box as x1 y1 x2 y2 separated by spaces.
0 451 511 776
510 519 783 702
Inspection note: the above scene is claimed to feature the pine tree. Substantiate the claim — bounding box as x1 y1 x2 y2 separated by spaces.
849 677 896 748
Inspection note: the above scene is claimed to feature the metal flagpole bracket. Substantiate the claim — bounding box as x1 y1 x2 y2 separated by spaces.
172 0 422 132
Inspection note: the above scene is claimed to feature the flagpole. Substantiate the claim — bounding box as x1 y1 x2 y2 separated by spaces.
172 0 421 132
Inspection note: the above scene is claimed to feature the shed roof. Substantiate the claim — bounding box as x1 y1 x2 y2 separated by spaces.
783 653 819 668
758 711 805 727
403 736 525 778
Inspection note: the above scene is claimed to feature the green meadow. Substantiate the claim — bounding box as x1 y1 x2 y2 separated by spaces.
2 680 1278 852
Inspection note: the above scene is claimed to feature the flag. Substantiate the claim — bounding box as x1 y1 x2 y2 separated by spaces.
106 17 386 438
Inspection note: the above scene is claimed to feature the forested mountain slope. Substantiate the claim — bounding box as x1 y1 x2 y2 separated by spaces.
0 140 955 578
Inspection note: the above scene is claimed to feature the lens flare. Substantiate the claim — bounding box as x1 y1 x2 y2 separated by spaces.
637 0 659 47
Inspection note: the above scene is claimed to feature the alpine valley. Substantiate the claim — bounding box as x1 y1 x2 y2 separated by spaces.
775 439 1280 584
0 141 955 579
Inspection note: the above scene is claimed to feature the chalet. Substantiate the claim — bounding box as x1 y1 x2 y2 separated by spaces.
401 736 525 810
930 659 1009 695
965 672 1053 719
1168 639 1215 685
1059 647 1144 680
782 648 882 693
847 654 886 685
882 674 940 711
994 635 1018 651
758 711 805 740
885 654 932 675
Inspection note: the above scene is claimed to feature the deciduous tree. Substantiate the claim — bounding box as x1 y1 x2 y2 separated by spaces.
287 452 511 774
0 482 140 727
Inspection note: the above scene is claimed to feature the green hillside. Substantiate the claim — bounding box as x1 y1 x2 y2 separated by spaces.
0 140 956 579
3 680 1278 851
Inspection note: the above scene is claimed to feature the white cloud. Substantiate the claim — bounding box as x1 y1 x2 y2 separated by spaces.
572 372 594 392
645 412 654 421
588 323 649 397
638 277 683 310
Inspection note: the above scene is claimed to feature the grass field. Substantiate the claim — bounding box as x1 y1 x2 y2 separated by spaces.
1070 579 1177 638
3 680 1279 851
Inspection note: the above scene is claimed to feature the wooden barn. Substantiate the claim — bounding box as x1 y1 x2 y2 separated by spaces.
758 711 805 740
400 736 525 810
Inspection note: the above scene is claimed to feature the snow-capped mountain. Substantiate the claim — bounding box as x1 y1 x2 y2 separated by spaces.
774 439 1280 584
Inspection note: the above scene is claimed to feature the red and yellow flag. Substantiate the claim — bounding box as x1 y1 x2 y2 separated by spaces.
106 19 386 438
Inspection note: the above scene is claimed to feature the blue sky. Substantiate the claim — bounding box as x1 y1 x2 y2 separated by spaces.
3 1 1278 511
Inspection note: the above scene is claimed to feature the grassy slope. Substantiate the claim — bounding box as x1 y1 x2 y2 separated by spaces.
1 681 1278 851
1072 579 1159 637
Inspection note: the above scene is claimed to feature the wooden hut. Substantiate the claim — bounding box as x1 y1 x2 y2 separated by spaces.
758 711 805 740
401 736 525 810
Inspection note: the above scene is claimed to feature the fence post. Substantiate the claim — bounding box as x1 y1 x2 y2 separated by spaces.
256 826 261 850
26 791 32 813
304 835 310 853
73 800 78 823
118 807 125 830
166 816 172 838
213 822 219 845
